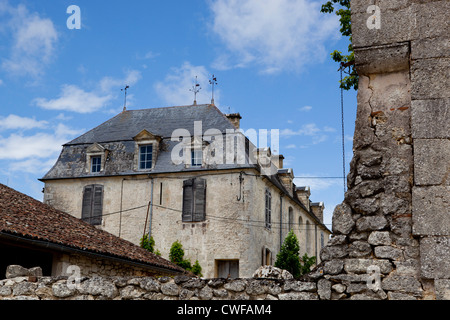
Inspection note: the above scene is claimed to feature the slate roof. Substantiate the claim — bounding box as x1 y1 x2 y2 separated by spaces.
0 183 185 274
66 104 236 145
41 104 255 180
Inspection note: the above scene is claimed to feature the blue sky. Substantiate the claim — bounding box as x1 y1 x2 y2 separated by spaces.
0 0 357 228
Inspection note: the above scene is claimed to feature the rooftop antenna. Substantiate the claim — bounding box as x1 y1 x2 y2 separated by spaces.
189 76 201 105
209 74 218 105
121 85 129 111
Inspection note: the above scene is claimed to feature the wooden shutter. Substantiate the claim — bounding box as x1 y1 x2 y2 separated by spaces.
193 178 206 222
182 179 194 222
81 184 103 225
82 185 93 223
91 185 103 225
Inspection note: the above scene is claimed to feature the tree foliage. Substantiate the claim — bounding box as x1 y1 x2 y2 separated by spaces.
321 0 358 90
169 240 203 276
275 230 302 279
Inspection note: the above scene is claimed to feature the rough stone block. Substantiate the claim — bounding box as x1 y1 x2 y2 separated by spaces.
368 231 392 246
411 99 450 139
351 5 414 48
355 42 410 75
412 186 450 236
412 37 450 60
414 139 450 186
435 279 450 300
344 258 393 274
356 215 388 232
332 203 355 235
420 236 450 279
411 58 450 100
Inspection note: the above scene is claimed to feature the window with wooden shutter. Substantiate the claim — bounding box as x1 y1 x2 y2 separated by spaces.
81 184 103 225
182 178 206 222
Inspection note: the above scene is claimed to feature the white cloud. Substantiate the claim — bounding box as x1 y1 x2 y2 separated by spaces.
209 0 339 73
34 70 141 113
154 62 218 106
294 176 341 192
299 105 312 112
34 84 113 114
0 132 67 160
0 114 48 131
0 2 58 77
280 123 321 137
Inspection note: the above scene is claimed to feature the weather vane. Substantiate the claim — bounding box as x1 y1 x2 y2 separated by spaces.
209 74 218 105
121 85 129 111
190 76 201 105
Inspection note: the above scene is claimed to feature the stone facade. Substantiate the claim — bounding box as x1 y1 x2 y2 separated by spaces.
43 168 330 279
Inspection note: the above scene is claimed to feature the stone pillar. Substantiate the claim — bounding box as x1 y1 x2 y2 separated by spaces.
321 0 449 300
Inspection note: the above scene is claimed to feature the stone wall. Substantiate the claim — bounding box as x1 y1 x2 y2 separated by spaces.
317 0 449 300
0 273 324 301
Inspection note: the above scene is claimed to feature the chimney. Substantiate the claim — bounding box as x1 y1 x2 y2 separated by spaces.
295 186 310 211
310 202 324 223
226 113 242 129
278 168 294 197
272 154 284 169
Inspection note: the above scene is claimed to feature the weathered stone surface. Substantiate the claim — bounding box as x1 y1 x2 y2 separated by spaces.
137 277 161 292
387 292 417 300
356 216 388 232
278 292 318 300
412 186 450 236
161 282 180 296
411 99 450 139
324 260 344 275
12 282 36 296
420 237 450 279
317 279 331 300
6 265 29 279
79 277 118 299
120 285 145 300
414 139 450 186
435 279 450 300
411 58 450 100
283 280 316 292
199 286 213 300
252 265 293 280
368 231 392 246
332 203 355 235
344 259 393 275
348 241 372 258
52 281 76 298
224 280 246 292
320 245 348 262
382 275 423 295
374 246 404 261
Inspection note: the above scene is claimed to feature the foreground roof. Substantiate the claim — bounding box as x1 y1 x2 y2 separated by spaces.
0 184 185 274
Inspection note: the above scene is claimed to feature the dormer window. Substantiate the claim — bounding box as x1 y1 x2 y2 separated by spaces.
91 156 102 173
139 144 153 169
86 143 106 174
133 129 161 171
191 149 202 167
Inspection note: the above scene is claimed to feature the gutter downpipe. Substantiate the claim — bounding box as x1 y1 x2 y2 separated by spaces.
148 177 154 237
279 193 284 251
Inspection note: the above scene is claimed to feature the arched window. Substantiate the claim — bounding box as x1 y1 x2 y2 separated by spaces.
298 216 303 236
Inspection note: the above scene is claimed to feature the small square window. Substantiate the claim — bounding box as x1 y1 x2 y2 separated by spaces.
191 150 202 167
91 156 101 173
139 145 153 169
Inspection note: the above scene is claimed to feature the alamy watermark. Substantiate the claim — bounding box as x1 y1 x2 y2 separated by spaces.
366 5 381 30
170 121 280 176
67 5 81 30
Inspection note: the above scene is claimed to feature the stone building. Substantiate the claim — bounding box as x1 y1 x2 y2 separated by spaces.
41 103 331 278
0 184 185 278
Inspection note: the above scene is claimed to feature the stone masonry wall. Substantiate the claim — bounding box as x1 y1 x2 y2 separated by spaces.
318 0 449 300
0 274 324 301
